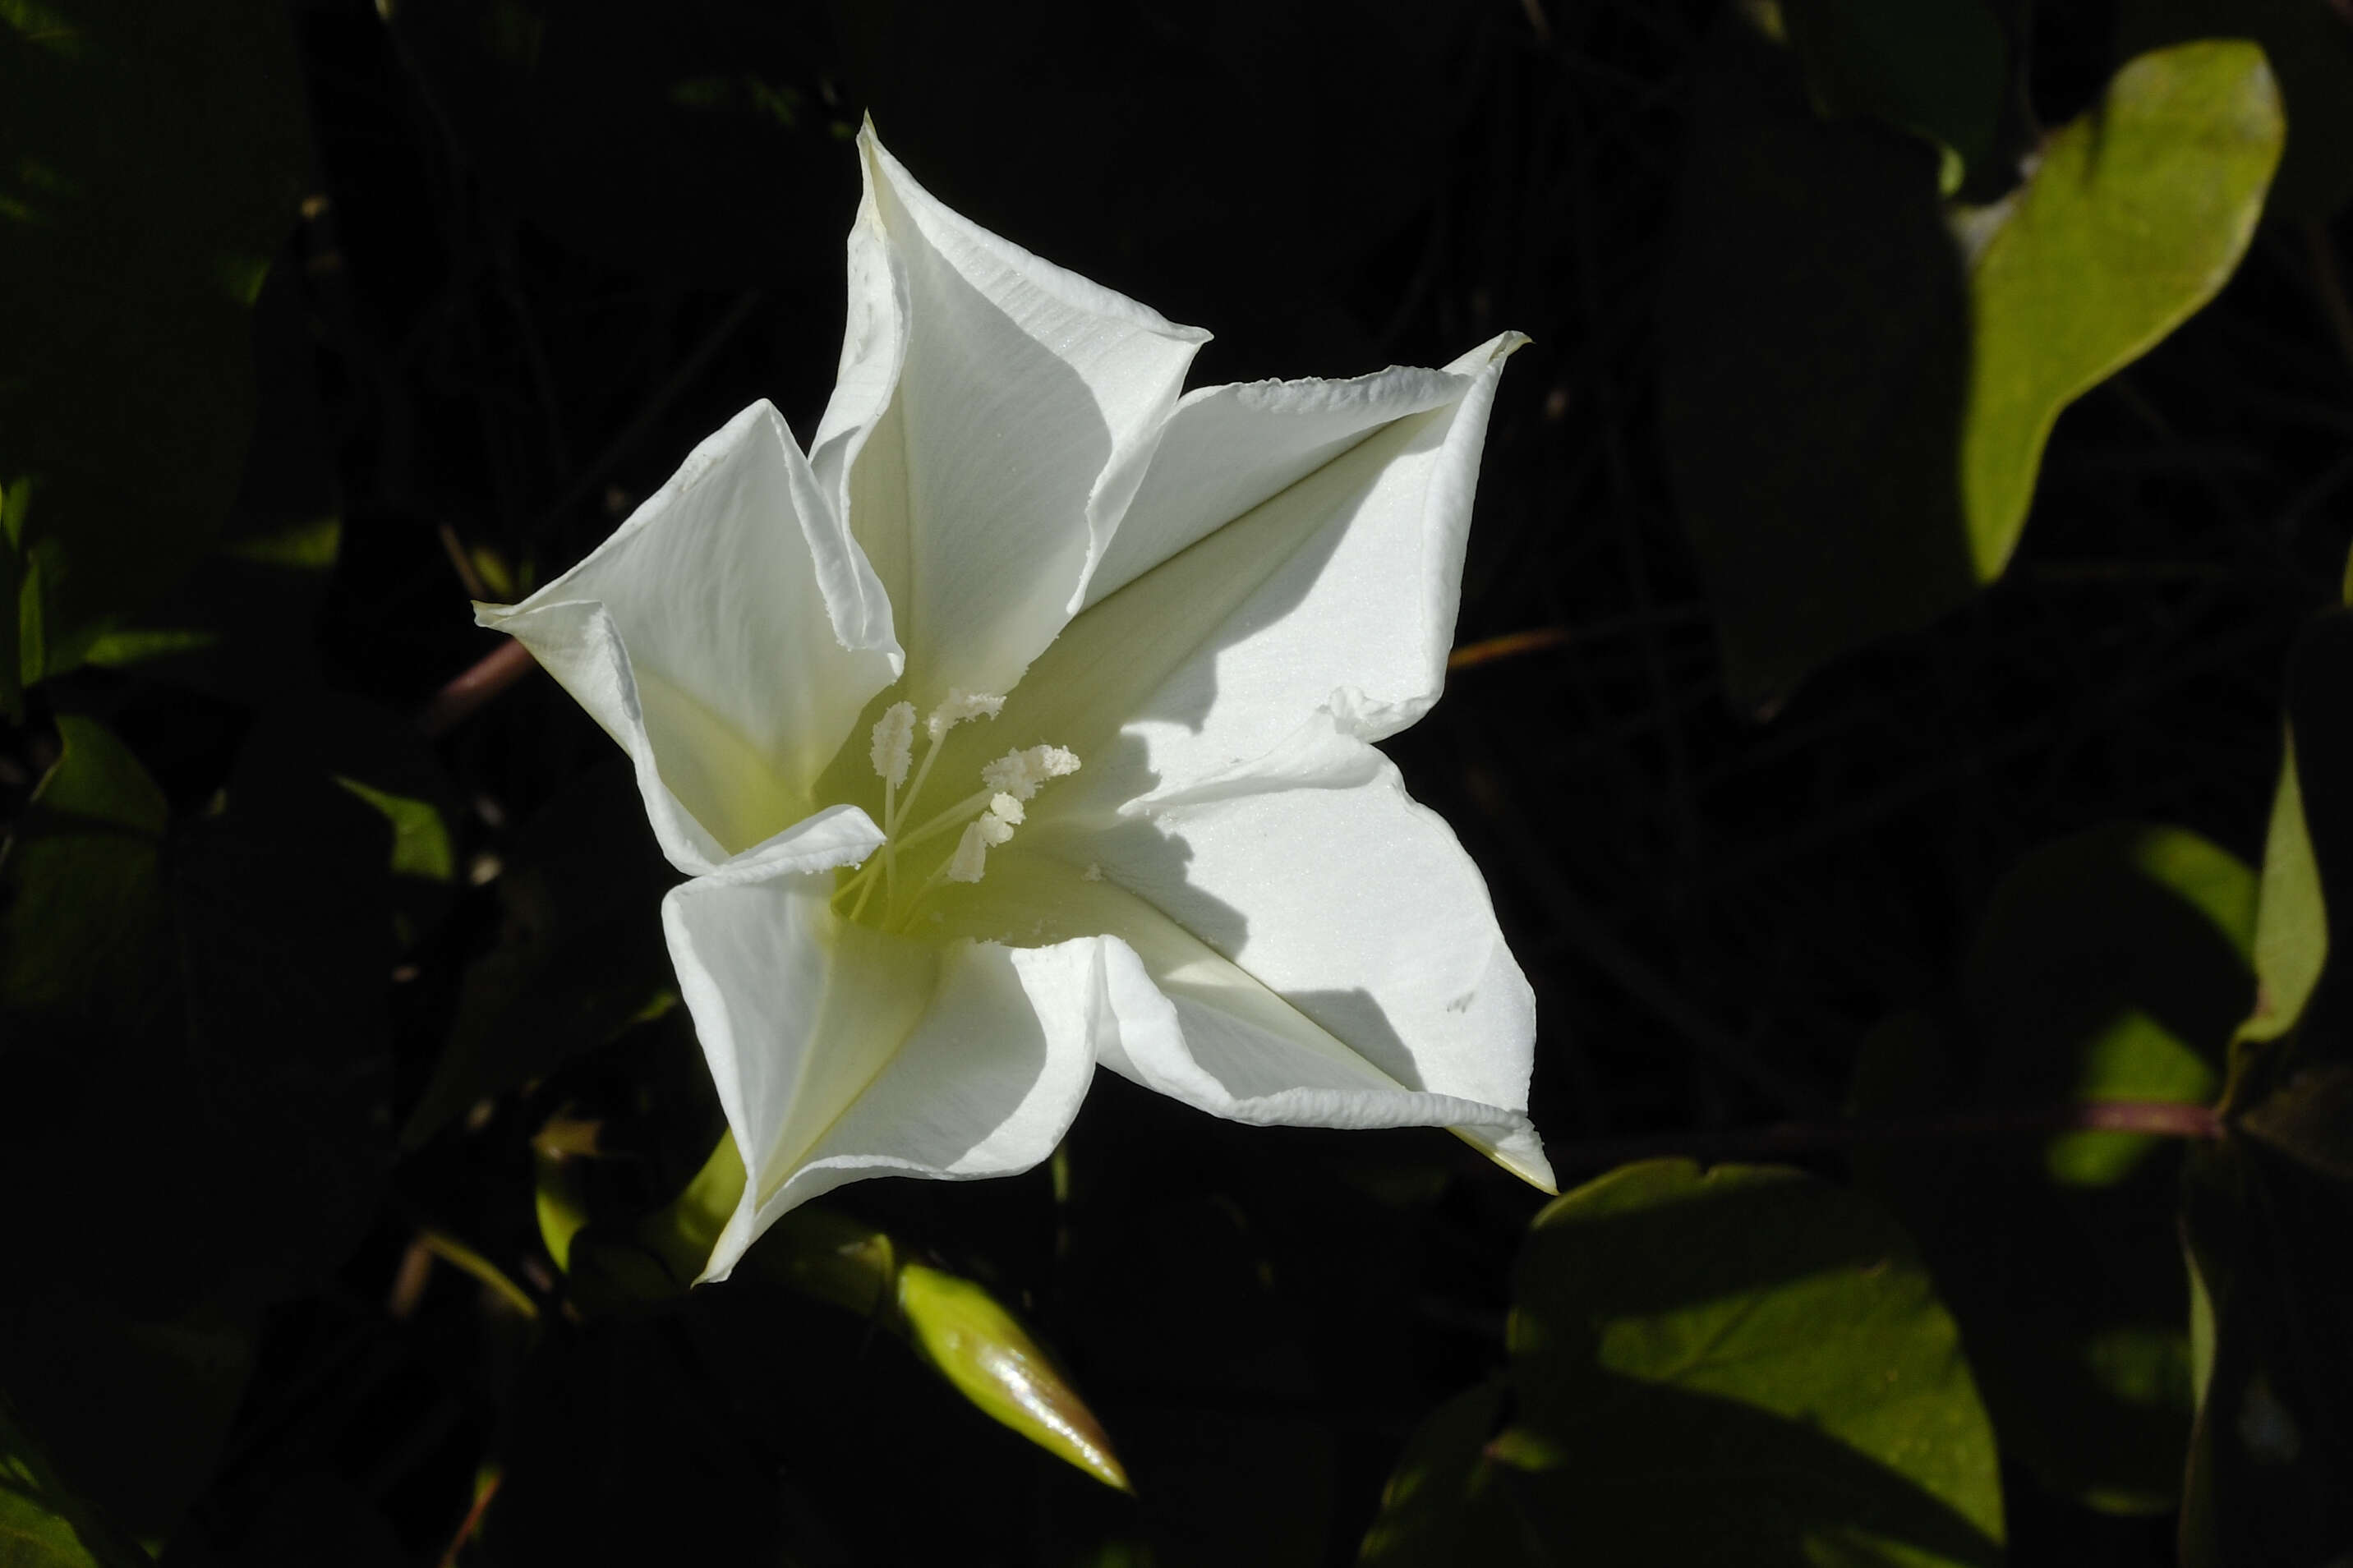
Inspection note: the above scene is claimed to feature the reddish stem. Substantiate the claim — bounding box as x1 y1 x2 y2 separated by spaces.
417 638 537 738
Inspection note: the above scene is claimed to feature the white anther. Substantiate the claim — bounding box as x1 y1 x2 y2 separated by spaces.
981 743 1081 801
925 688 1005 743
868 702 915 787
946 820 991 883
988 792 1025 827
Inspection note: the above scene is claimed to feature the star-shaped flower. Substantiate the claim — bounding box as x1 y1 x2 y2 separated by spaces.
479 126 1549 1280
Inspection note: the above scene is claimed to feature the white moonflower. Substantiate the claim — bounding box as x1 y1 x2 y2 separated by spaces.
477 126 1551 1281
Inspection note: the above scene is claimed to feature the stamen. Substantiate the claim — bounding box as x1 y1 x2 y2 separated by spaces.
988 792 1025 827
868 702 915 787
946 820 991 883
981 744 1081 801
925 688 1005 743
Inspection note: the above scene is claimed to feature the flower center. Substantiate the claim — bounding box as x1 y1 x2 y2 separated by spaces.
829 688 1080 932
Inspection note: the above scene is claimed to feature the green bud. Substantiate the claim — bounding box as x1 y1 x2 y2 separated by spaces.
896 1263 1131 1493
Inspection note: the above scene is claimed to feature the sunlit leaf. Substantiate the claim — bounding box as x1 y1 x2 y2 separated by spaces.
0 0 306 692
2120 0 2353 218
2240 737 2326 1046
1376 1161 2002 1566
1958 42 2283 583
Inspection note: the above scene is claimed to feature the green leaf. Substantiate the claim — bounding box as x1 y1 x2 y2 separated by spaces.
1957 41 2283 583
1387 1160 2003 1566
334 778 455 885
1665 27 2282 709
1964 823 2247 1185
2177 610 2353 1564
0 1483 97 1568
1781 0 2010 192
0 1406 131 1568
2120 0 2353 218
2240 737 2326 1046
0 0 307 692
0 715 170 1031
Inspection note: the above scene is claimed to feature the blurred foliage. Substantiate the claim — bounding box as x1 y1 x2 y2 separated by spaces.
2 0 2352 1564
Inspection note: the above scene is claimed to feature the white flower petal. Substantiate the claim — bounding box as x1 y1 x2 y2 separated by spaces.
973 333 1523 825
664 871 1103 1282
479 400 899 872
813 124 1208 709
1076 361 1468 611
937 815 1550 1190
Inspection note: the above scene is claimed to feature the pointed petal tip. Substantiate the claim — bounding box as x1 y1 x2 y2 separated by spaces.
1456 1124 1555 1193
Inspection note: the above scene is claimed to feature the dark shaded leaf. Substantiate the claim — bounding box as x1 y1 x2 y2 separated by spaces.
81 262 343 708
1356 1382 1522 1568
0 1292 254 1544
0 0 306 692
1661 7 1975 713
0 715 171 1030
391 0 850 287
1783 0 2010 191
1854 824 2248 1512
1666 25 2282 708
403 760 675 1147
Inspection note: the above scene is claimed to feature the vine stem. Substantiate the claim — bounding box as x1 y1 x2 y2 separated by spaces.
418 637 537 737
1545 1099 2223 1174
